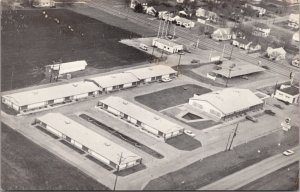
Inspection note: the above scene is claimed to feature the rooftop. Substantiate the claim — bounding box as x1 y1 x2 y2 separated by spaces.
190 88 263 115
87 73 139 88
2 81 99 106
36 113 141 165
99 96 184 134
125 64 177 79
212 63 265 78
47 60 87 72
153 38 182 47
279 86 299 96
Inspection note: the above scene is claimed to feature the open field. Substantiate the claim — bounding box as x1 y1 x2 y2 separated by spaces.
1 9 152 91
135 84 211 111
144 126 299 190
1 123 109 190
239 161 299 191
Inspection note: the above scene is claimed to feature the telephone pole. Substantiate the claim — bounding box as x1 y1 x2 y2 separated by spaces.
226 123 239 151
113 152 123 191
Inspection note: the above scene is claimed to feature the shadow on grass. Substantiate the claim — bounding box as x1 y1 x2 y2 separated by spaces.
113 163 146 177
59 140 85 155
35 126 60 139
85 155 114 171
166 134 202 151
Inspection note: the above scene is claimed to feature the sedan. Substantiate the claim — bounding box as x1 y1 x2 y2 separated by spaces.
161 77 172 82
184 130 195 137
283 150 295 156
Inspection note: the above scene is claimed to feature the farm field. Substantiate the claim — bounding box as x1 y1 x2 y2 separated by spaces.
1 123 109 190
1 9 152 91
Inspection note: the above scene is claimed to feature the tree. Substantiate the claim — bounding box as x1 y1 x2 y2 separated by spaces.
134 3 143 13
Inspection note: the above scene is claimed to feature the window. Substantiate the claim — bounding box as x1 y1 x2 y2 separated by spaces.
82 145 89 151
137 121 142 126
151 77 156 81
112 86 118 90
88 92 94 96
119 84 124 89
103 104 108 109
48 100 54 104
66 136 71 142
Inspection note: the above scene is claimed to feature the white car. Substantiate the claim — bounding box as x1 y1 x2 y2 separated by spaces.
161 77 172 82
184 130 195 137
283 150 295 156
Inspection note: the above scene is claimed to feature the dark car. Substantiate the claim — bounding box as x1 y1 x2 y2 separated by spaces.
261 65 270 70
265 109 276 116
214 60 223 65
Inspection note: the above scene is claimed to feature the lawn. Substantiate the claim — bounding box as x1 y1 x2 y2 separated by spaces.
239 162 299 191
144 126 299 190
1 123 109 190
135 84 211 111
1 9 152 91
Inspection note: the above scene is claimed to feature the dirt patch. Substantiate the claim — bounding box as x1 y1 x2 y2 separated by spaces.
166 134 202 151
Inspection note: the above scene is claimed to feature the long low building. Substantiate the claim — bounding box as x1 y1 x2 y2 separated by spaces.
189 88 264 121
152 38 183 54
97 96 184 140
125 65 177 83
34 113 142 170
212 63 265 78
2 81 100 113
86 73 140 93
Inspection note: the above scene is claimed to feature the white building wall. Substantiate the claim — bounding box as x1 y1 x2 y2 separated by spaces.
46 125 63 137
27 102 46 109
107 106 121 116
54 98 65 103
74 93 88 99
189 100 223 118
274 90 298 104
142 124 159 135
123 83 134 88
89 150 111 165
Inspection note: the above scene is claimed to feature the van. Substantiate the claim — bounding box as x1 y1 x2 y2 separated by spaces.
139 44 148 51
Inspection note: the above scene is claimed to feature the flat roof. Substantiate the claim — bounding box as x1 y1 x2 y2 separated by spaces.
279 86 299 96
47 60 87 71
99 96 184 134
153 38 182 47
2 81 99 106
190 88 263 115
212 63 265 78
36 113 141 165
87 73 139 88
125 65 177 80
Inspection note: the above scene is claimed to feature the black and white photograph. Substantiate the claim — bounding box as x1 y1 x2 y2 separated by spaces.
1 0 299 191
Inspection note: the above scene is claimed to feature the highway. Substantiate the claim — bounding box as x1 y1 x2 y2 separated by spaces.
83 0 299 81
199 146 299 190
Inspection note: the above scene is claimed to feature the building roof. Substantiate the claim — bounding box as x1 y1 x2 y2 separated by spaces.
152 38 182 47
47 60 87 72
190 88 263 115
234 38 252 45
213 28 232 36
175 16 194 23
87 73 139 88
2 81 99 106
267 47 287 55
125 65 177 79
293 32 299 41
212 63 265 78
99 96 184 134
278 86 299 96
36 113 141 165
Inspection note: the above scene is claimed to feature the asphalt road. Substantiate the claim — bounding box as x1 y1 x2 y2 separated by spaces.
200 146 299 190
83 0 299 81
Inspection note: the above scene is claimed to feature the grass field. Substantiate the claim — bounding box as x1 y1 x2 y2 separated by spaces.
1 123 109 190
135 84 211 111
144 127 299 190
239 161 299 191
1 9 152 91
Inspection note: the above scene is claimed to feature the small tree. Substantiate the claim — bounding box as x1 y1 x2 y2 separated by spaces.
134 3 143 13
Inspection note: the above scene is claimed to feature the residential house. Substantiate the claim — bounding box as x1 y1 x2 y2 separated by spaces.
266 47 287 61
152 38 183 53
232 38 252 50
249 42 262 52
196 8 219 23
32 0 55 7
288 14 299 29
211 28 232 41
291 54 300 68
146 5 175 17
293 32 299 42
274 85 299 104
245 3 266 16
197 16 208 24
174 16 195 28
253 23 271 37
130 0 149 10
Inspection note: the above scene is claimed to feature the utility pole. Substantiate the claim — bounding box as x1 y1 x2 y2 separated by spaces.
113 152 123 191
157 20 162 38
209 49 213 62
229 44 234 60
227 123 239 151
177 53 183 76
173 25 176 39
225 63 235 87
222 44 226 59
161 20 166 38
10 70 14 90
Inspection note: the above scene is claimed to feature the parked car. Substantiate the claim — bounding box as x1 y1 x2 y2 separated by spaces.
161 77 172 82
274 104 284 109
214 60 223 65
264 109 276 116
139 43 148 51
245 115 258 122
184 130 195 137
283 150 295 156
191 59 200 64
261 65 270 70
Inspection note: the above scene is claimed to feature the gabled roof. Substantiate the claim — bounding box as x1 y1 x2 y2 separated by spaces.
125 65 177 79
267 47 286 55
234 38 252 45
190 88 263 115
87 73 139 88
212 63 265 78
36 113 141 165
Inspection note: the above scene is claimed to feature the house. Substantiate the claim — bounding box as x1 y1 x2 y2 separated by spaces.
32 0 55 8
196 8 219 23
174 16 195 28
291 54 300 68
34 113 142 170
86 73 140 93
97 97 184 140
125 65 178 83
245 4 266 16
152 38 184 53
232 38 253 50
249 42 261 52
267 47 287 60
130 0 148 9
288 14 299 29
45 60 88 76
197 16 208 24
274 85 299 104
1 81 100 113
253 23 270 37
292 32 299 42
189 88 264 121
146 5 175 17
211 28 232 41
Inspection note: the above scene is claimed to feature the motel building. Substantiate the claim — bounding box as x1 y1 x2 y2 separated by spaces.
97 96 184 140
152 38 184 54
125 65 178 84
45 60 88 77
86 72 140 93
34 113 142 170
274 85 299 104
189 88 264 121
1 81 100 114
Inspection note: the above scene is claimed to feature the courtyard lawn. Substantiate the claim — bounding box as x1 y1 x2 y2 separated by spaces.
135 84 211 111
